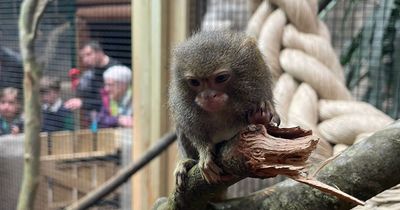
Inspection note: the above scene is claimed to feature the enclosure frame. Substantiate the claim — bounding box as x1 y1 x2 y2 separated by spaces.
132 0 190 209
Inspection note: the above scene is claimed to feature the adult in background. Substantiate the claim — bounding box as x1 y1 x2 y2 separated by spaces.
40 76 74 132
98 65 132 128
64 40 121 127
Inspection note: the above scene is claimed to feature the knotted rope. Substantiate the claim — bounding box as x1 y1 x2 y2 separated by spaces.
246 0 395 159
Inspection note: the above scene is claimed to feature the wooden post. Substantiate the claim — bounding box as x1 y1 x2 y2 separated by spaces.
132 0 188 209
166 0 190 194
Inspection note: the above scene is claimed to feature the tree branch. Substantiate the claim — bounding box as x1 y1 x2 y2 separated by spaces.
211 122 400 210
17 1 49 209
153 124 367 210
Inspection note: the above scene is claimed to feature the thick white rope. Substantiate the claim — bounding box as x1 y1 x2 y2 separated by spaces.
246 0 395 157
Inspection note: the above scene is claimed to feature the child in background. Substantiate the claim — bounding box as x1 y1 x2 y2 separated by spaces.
0 87 23 135
40 76 74 132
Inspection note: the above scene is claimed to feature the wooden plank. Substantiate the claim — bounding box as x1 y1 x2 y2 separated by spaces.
47 132 75 206
95 162 118 185
132 0 189 209
96 164 106 186
72 165 79 204
76 5 131 21
76 0 130 6
148 0 169 204
40 133 49 156
37 129 121 209
50 131 74 155
104 162 116 180
39 129 120 158
40 151 114 162
77 164 93 183
51 183 73 204
167 142 178 193
40 162 93 195
97 129 117 153
75 132 94 153
47 200 72 210
41 165 93 194
34 176 49 210
165 0 189 194
132 1 164 209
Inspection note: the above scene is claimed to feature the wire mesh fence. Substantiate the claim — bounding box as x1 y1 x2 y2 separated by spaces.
1 0 132 209
323 0 400 119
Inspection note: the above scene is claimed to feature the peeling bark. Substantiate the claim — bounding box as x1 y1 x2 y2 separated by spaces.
219 125 317 178
154 122 400 210
154 124 364 210
211 123 400 210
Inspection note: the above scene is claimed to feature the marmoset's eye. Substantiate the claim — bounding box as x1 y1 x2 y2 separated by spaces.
188 79 201 87
215 74 231 84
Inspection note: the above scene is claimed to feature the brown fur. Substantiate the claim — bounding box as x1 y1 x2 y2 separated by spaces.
169 31 277 186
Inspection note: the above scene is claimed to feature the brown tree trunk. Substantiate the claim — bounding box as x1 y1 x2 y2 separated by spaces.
17 1 48 210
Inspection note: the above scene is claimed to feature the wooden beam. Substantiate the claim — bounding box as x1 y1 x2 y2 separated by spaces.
132 1 166 209
132 0 188 209
76 0 130 6
166 0 189 194
40 151 116 162
41 165 93 194
76 5 131 21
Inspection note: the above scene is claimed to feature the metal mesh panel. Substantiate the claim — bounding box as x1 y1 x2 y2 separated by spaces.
0 0 132 209
189 0 252 32
323 0 400 118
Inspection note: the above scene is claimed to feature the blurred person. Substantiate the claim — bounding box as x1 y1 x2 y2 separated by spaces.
40 76 74 132
98 65 132 128
0 87 23 135
64 40 122 127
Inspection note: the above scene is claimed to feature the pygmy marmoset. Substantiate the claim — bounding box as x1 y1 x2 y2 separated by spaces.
169 31 280 187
